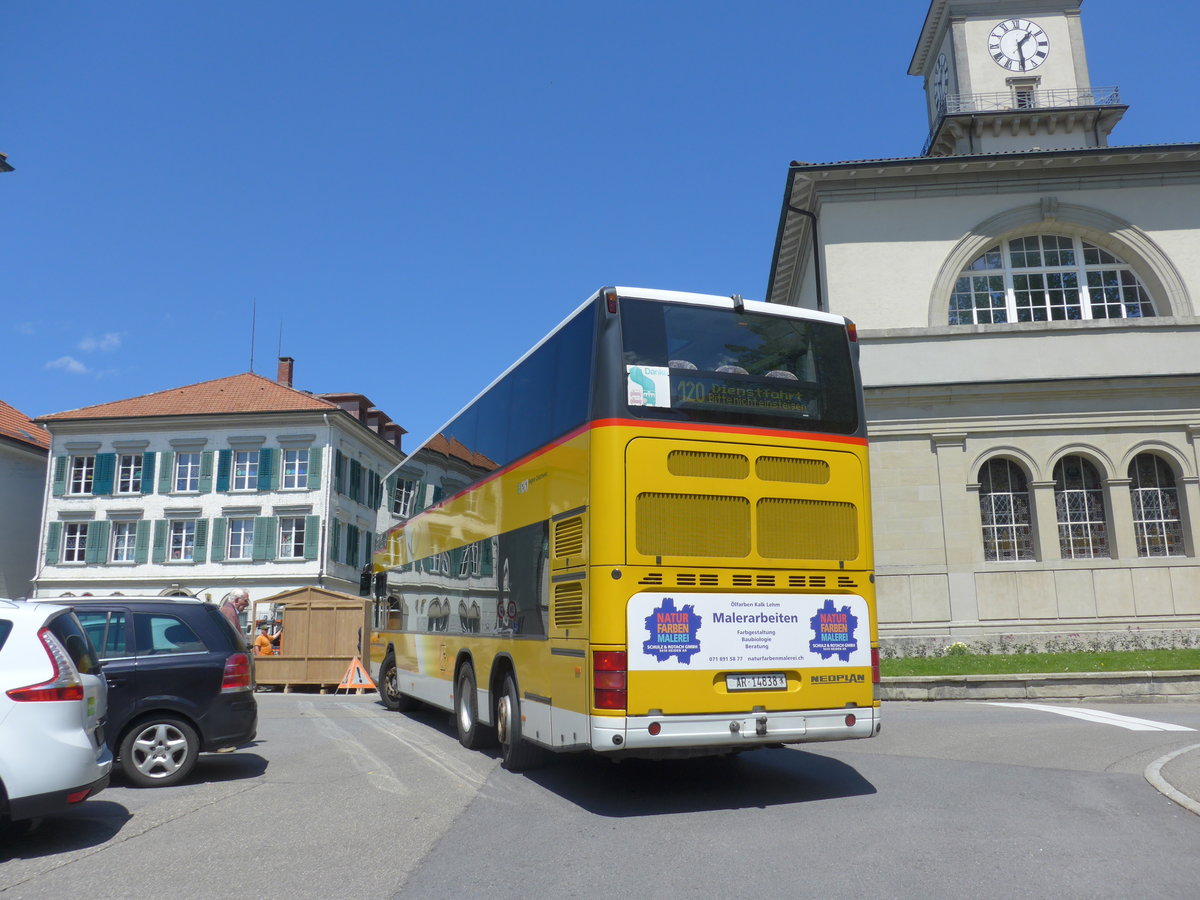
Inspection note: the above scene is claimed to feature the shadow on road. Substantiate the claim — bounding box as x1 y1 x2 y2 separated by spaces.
107 750 268 789
521 746 876 817
0 800 130 863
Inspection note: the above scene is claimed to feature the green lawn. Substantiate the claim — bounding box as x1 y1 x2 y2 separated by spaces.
881 649 1200 677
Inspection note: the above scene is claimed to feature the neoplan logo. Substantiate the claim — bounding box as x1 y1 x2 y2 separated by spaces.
810 673 865 685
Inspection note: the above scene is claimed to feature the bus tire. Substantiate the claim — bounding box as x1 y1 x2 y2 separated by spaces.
496 672 543 772
379 653 418 712
455 663 495 750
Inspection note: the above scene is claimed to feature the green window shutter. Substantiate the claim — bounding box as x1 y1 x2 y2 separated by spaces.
384 473 397 513
193 519 208 563
364 530 374 568
330 519 341 563
93 453 116 496
152 520 168 564
216 450 231 492
210 517 227 562
45 522 62 564
253 516 277 560
349 460 361 503
307 447 323 490
141 452 156 494
347 525 359 567
334 450 345 495
258 448 276 491
52 456 68 497
199 450 214 492
134 521 151 564
304 515 321 560
85 520 110 564
481 538 493 576
158 451 174 492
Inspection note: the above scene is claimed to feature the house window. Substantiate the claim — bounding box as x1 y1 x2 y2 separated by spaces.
979 459 1034 561
279 516 306 559
949 235 1157 325
63 523 89 563
69 456 95 495
227 518 254 560
1129 454 1185 558
233 450 259 491
1053 455 1109 559
111 522 138 563
169 521 197 562
281 449 308 490
116 454 142 493
175 452 201 492
393 479 418 517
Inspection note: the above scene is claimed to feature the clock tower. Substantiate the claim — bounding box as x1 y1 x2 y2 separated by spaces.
910 0 1127 156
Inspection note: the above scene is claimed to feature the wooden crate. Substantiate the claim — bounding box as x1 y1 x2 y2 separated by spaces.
251 587 372 690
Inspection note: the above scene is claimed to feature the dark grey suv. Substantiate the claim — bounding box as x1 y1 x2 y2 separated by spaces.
54 596 258 787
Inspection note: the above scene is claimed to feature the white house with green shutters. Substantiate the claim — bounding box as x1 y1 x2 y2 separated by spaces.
33 360 405 607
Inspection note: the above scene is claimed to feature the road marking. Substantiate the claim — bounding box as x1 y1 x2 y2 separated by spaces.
987 702 1196 732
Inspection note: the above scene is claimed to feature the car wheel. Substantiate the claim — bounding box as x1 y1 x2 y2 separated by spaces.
379 652 418 712
120 717 199 787
496 672 543 772
454 663 494 750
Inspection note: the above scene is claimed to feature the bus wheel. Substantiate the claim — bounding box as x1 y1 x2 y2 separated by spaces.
496 673 543 772
455 663 495 749
379 653 417 712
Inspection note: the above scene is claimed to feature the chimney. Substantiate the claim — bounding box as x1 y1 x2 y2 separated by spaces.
277 356 294 387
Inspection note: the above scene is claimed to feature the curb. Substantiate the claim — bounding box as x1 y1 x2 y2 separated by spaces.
1145 743 1200 817
880 669 1200 702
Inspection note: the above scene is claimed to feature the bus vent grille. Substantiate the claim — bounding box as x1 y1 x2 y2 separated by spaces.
636 493 751 558
756 575 776 587
756 456 831 484
700 574 719 586
639 572 664 585
789 575 830 588
553 582 584 627
838 576 856 588
677 573 696 586
554 516 584 558
668 450 749 480
789 575 807 587
757 498 858 560
732 575 753 587
810 576 827 587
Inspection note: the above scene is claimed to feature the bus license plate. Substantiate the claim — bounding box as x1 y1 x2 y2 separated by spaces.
726 672 787 692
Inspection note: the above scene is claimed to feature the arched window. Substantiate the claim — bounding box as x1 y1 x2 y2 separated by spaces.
978 459 1034 561
1129 454 1184 557
1053 455 1109 559
949 235 1156 325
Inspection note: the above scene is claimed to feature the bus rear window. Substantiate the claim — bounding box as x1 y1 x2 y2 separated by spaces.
619 298 859 434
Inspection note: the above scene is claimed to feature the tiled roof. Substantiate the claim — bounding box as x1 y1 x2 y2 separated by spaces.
39 372 340 422
422 433 499 472
0 399 50 450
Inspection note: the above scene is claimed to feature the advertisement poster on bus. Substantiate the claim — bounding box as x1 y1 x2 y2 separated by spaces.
627 592 870 670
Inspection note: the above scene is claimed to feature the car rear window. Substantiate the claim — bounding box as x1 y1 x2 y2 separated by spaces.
45 611 101 675
0 619 11 651
134 613 207 655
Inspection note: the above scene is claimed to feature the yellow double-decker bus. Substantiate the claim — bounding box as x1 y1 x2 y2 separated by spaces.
370 286 879 770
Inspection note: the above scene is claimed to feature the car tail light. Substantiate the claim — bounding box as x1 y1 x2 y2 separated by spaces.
6 628 85 703
593 650 627 710
221 652 252 692
847 322 858 343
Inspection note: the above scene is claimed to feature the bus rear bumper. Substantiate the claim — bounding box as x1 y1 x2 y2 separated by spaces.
590 706 879 754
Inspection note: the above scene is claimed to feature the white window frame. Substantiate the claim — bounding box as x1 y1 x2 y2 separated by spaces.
278 516 306 559
111 521 138 563
116 454 142 494
63 522 89 563
393 479 418 517
281 448 308 490
949 234 1156 326
69 456 95 495
1129 454 1185 558
232 450 259 491
227 518 254 561
168 520 196 562
1053 455 1110 560
175 452 201 492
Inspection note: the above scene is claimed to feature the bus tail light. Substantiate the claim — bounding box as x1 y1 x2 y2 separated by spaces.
847 322 858 342
6 628 84 703
603 287 619 315
871 646 881 701
593 650 627 710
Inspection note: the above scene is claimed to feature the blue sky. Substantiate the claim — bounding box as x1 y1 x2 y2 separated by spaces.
3 1 1197 448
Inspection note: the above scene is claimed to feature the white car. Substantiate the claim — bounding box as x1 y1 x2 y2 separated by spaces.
0 599 113 831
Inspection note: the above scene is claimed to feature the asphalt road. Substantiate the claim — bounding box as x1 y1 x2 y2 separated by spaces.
4 693 1200 899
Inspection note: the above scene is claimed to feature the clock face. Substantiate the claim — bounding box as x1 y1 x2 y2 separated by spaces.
988 18 1049 71
932 53 950 108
